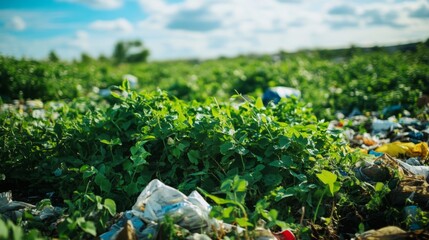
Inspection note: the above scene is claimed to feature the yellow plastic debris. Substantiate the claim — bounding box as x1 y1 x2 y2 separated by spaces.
375 141 428 160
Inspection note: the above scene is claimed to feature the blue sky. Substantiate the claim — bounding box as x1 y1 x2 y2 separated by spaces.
1 0 428 61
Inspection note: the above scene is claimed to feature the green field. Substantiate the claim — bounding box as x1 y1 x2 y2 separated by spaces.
1 40 429 239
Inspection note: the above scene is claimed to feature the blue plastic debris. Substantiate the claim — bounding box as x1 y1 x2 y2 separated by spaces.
262 87 301 105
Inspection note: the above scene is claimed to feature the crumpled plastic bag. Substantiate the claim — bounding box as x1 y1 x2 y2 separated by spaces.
396 159 429 179
372 118 402 134
131 179 211 232
375 141 428 160
100 179 246 239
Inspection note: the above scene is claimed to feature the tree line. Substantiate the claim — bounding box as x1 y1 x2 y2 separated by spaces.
48 39 150 64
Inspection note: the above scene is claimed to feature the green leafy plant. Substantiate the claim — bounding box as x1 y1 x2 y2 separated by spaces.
0 218 44 240
56 192 116 239
199 176 252 230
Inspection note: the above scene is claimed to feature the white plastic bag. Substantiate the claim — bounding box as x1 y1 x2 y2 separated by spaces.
396 159 429 179
131 179 211 231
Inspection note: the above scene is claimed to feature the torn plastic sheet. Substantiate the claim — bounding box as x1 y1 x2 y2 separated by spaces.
100 179 245 240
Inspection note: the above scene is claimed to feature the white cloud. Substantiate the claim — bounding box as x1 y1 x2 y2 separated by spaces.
89 18 133 33
7 16 26 31
58 0 123 10
2 0 429 61
0 10 77 31
134 0 429 60
67 31 90 50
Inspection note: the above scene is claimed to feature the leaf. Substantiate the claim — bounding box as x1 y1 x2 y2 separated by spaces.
268 209 279 220
175 105 186 123
235 145 248 155
234 178 248 192
255 97 264 110
78 220 97 236
221 179 233 192
278 136 291 150
222 206 235 218
122 79 131 90
130 141 150 166
131 153 149 166
269 155 293 168
375 182 384 192
197 188 235 205
100 139 111 145
187 150 200 164
220 141 234 155
95 173 111 193
99 137 122 146
189 171 207 176
289 170 307 182
125 182 139 195
235 217 253 227
0 219 8 239
275 187 295 201
316 170 338 196
316 170 337 185
79 165 90 172
104 198 116 216
264 174 283 186
110 91 121 99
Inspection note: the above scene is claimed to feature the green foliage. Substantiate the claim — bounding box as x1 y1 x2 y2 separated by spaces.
2 42 428 119
199 176 251 229
316 170 340 197
2 41 429 238
1 83 358 236
365 182 391 211
56 192 116 239
0 218 44 240
0 56 124 101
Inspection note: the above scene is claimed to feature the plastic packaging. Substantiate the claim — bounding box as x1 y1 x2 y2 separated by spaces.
99 210 146 240
262 87 301 105
403 205 422 231
375 141 428 160
131 179 211 232
396 159 429 179
372 119 401 134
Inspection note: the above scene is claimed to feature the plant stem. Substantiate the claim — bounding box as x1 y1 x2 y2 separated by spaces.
313 188 326 223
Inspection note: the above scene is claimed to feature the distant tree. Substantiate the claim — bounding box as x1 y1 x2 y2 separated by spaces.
48 50 59 62
112 40 150 64
98 54 109 62
80 52 93 63
346 45 362 58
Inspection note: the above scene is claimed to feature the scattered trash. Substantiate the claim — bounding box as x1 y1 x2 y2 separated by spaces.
274 229 296 240
381 105 405 118
262 87 301 105
0 191 35 222
252 219 277 240
368 150 384 157
354 226 409 240
406 157 421 166
100 179 250 240
348 107 362 118
354 163 391 183
371 118 402 135
395 159 429 181
403 205 422 231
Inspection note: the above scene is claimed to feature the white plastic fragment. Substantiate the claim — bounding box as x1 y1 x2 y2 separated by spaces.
372 118 402 133
396 159 429 179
